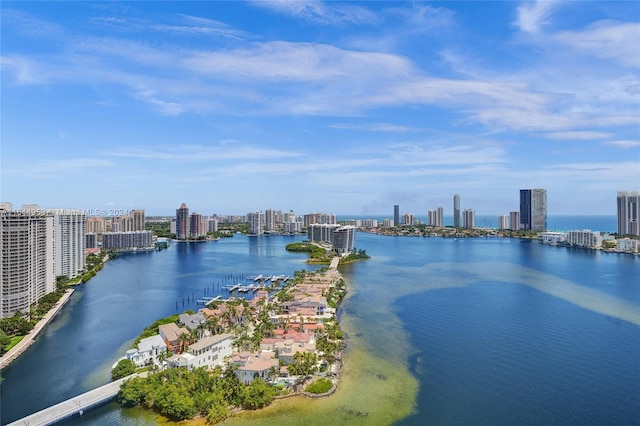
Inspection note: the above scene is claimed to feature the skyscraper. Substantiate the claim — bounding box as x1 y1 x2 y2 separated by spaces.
453 194 460 228
48 209 86 279
498 215 509 230
394 205 400 227
617 191 639 235
1 206 55 318
463 209 475 229
132 210 145 231
190 212 205 238
247 212 263 235
176 203 190 239
428 207 444 227
520 189 547 231
510 211 520 231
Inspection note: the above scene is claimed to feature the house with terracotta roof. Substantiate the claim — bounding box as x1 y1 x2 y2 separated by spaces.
158 322 190 353
232 350 280 385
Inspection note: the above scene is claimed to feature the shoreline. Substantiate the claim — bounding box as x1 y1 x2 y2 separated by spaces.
0 288 75 371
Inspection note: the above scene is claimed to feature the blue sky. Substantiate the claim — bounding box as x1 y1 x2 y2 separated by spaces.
1 1 638 217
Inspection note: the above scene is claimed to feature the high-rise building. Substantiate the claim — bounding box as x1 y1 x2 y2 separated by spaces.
617 191 639 236
48 209 86 279
453 194 460 228
176 203 190 239
86 232 98 249
207 218 218 233
303 213 337 227
509 211 520 231
132 210 145 231
247 212 263 235
86 216 107 233
0 206 55 318
428 207 444 227
190 212 205 238
102 231 153 250
402 213 416 225
463 209 475 229
498 215 509 230
520 189 547 231
265 209 276 232
394 205 400 227
307 224 356 254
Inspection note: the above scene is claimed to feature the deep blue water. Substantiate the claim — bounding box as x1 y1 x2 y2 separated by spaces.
396 282 640 425
1 230 638 425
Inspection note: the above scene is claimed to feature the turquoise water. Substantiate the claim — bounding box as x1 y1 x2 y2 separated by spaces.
1 231 638 425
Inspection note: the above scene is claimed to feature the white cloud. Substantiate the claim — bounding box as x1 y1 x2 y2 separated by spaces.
514 0 560 34
109 144 303 162
327 123 415 132
604 140 640 149
545 131 612 140
250 0 377 26
554 20 640 68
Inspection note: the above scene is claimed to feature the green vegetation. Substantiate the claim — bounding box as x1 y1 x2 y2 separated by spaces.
339 249 370 265
285 242 331 263
217 222 249 235
288 351 318 377
77 252 110 284
118 366 279 423
112 358 137 380
0 274 79 354
305 377 333 394
131 314 179 348
602 240 617 249
145 221 175 239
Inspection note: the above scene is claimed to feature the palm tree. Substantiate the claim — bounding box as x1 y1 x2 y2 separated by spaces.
178 332 192 353
205 316 220 335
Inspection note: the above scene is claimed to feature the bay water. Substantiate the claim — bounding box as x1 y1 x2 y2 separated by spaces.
1 228 638 425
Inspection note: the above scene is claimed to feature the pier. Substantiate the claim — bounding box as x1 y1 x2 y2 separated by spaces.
6 374 144 426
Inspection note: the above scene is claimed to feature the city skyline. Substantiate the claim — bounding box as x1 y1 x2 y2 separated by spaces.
2 1 638 215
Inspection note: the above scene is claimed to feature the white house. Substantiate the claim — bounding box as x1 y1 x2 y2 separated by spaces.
124 334 167 368
166 333 233 370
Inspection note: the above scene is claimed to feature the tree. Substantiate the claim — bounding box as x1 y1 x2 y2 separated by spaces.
289 351 317 378
0 330 11 355
179 332 193 352
112 358 136 380
241 378 276 410
117 376 146 406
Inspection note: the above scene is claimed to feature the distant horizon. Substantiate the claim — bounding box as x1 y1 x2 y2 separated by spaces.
2 1 637 215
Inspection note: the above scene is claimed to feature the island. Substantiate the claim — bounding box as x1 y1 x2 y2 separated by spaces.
114 262 347 424
285 241 370 264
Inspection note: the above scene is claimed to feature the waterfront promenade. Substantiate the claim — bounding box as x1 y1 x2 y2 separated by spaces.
0 288 74 370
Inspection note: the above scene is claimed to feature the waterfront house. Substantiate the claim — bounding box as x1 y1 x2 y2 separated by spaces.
232 350 279 384
124 334 167 368
179 312 205 331
158 323 190 353
166 333 233 370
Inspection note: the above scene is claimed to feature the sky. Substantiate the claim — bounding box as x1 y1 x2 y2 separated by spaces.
1 1 638 217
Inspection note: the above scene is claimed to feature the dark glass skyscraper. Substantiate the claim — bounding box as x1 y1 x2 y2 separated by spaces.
394 205 399 227
519 189 547 231
453 194 460 228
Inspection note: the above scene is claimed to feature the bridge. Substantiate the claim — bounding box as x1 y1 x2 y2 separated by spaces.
7 373 143 426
